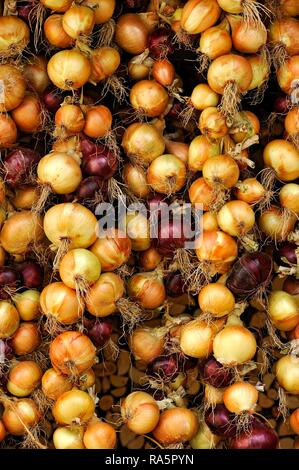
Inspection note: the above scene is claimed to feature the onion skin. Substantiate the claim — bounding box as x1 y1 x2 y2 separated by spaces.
2 399 40 436
53 425 85 449
121 391 160 435
0 211 44 256
230 419 279 449
47 49 91 90
83 317 112 348
154 217 187 257
0 64 26 112
0 16 30 58
4 148 40 187
276 355 299 394
283 277 299 296
153 408 199 445
290 409 299 435
213 325 257 366
11 323 41 356
82 148 118 180
130 327 165 363
130 80 169 117
181 0 221 35
15 261 43 289
201 358 233 388
268 291 299 331
90 229 131 272
52 389 95 425
207 54 253 95
205 404 237 437
269 18 299 56
115 14 149 55
83 419 116 449
149 27 174 58
226 252 273 298
42 368 72 401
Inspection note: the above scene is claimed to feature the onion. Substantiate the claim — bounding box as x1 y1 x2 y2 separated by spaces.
276 354 299 394
147 154 186 194
2 399 40 436
149 27 174 58
164 140 189 164
0 211 43 255
191 422 221 449
13 290 40 322
263 139 299 181
213 325 257 365
153 408 199 445
11 94 42 134
268 291 299 331
42 368 72 401
11 323 40 356
83 317 112 348
228 15 267 54
205 404 236 437
121 391 160 434
89 47 120 83
59 248 101 290
199 23 232 60
202 212 219 231
202 358 233 388
285 107 299 137
4 147 40 187
7 361 42 397
124 212 151 251
188 136 220 173
47 49 91 90
226 252 273 298
83 105 112 139
290 409 299 435
127 271 166 309
83 419 116 449
44 14 74 48
199 283 235 317
181 0 221 35
0 421 6 442
85 272 124 317
247 54 269 91
269 18 299 56
50 331 96 375
76 176 107 201
53 389 95 425
279 183 299 215
40 281 84 324
0 16 29 58
122 122 165 166
199 107 228 140
280 0 299 16
164 271 185 297
235 177 265 204
78 368 95 390
0 64 26 112
277 56 299 94
196 230 238 267
43 203 97 250
18 2 34 21
0 267 19 301
130 80 169 117
40 0 73 11
180 320 215 358
283 277 299 296
115 13 149 55
223 381 258 414
129 327 166 363
230 418 279 449
62 5 95 39
217 200 255 237
53 425 85 449
83 0 115 24
152 59 175 87
207 53 253 95
0 301 20 339
259 206 296 241
90 229 131 272
190 84 220 111
123 163 150 198
55 104 85 135
153 217 187 257
82 147 117 179
42 86 65 113
147 354 178 381
230 111 260 144
140 247 162 272
24 56 51 95
16 262 43 289
0 114 17 148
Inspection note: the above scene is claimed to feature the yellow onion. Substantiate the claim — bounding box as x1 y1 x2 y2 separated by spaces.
129 326 166 363
52 389 95 425
0 421 5 442
83 0 115 24
43 203 97 250
85 272 124 317
124 212 151 251
40 0 73 12
276 355 299 394
121 391 160 434
147 154 186 194
164 140 189 164
196 230 238 272
42 368 72 401
217 200 255 237
152 59 175 87
235 177 265 204
198 283 235 317
53 425 85 449
153 408 199 445
279 183 299 215
268 291 299 331
207 53 253 94
50 331 96 375
191 422 221 449
2 399 40 436
228 14 267 53
13 290 40 322
204 384 224 406
247 54 269 91
199 107 228 140
7 361 42 398
0 301 20 339
44 14 74 48
198 23 232 59
263 139 299 181
0 16 29 58
189 177 218 211
230 111 260 143
0 211 43 255
0 114 17 147
280 0 299 16
127 271 166 309
202 154 240 189
269 18 299 56
90 229 131 272
130 80 169 117
188 135 220 172
290 409 299 435
55 104 85 136
277 56 299 94
23 56 50 95
59 248 101 290
139 247 162 271
180 319 215 358
202 212 219 231
62 5 95 39
259 206 296 242
190 84 220 110
83 105 112 139
38 152 82 195
83 419 116 449
11 323 41 356
223 381 258 414
47 49 91 90
115 13 150 55
123 163 150 198
181 0 221 34
40 282 84 324
89 47 120 84
285 107 299 136
0 64 26 112
122 122 165 166
213 325 257 365
11 94 42 134
78 368 95 390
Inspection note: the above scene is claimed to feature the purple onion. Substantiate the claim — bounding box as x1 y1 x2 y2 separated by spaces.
276 242 297 266
153 217 187 257
18 2 34 21
4 148 40 187
205 404 237 438
164 271 186 297
230 418 279 449
226 252 273 298
149 28 175 58
42 86 65 113
83 317 112 348
76 176 108 201
15 261 43 289
147 354 178 381
273 95 290 114
283 276 299 296
201 358 233 388
0 268 19 300
82 148 118 180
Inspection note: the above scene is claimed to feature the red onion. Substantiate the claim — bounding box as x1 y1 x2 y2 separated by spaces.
149 28 175 58
83 317 112 348
230 418 279 449
18 2 34 22
283 276 299 296
42 86 65 113
164 271 186 297
273 95 290 114
167 101 185 119
82 150 118 180
125 0 146 9
76 176 108 201
153 217 187 257
205 404 237 438
276 242 297 266
0 268 19 300
0 339 14 361
146 354 178 381
226 252 273 298
201 358 233 388
4 148 40 187
80 137 100 159
15 261 43 289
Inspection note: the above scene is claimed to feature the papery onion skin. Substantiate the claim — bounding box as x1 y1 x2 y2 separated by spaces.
52 389 95 425
0 211 44 255
40 0 73 12
130 327 165 363
13 290 40 322
188 136 220 172
130 80 169 117
2 399 40 436
83 420 117 449
44 14 74 48
277 56 299 94
198 283 235 317
180 320 215 359
207 54 253 95
47 49 91 90
205 404 237 437
0 114 17 148
62 5 95 40
235 178 265 205
223 381 258 414
7 360 42 397
153 407 199 445
199 107 229 141
4 148 40 187
230 418 279 449
40 282 84 324
37 152 82 194
276 355 299 394
83 105 112 139
11 94 42 134
147 154 186 194
0 301 20 339
148 27 174 58
83 0 115 24
199 25 232 60
226 252 273 298
11 323 41 356
123 163 150 199
268 290 299 331
91 229 131 272
83 317 112 348
290 409 299 435
127 271 166 309
0 64 26 112
196 230 238 267
90 47 120 83
16 261 44 289
42 368 72 401
23 56 50 95
269 18 299 56
153 217 187 257
53 425 85 449
181 0 221 35
121 391 160 434
202 154 239 189
122 122 165 166
115 13 149 55
259 206 296 242
201 358 233 388
263 139 299 181
213 325 257 365
283 277 299 296
228 16 267 54
85 272 124 317
0 16 30 58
